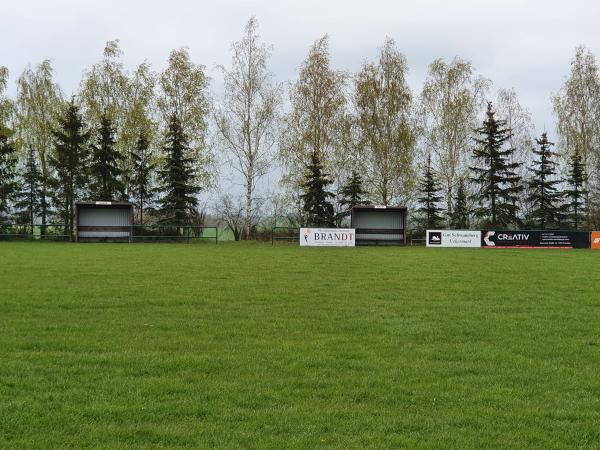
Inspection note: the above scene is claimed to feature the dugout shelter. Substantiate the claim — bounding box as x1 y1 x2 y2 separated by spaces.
75 201 133 242
351 205 407 245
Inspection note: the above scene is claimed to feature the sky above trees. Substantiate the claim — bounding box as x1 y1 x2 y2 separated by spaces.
2 0 599 133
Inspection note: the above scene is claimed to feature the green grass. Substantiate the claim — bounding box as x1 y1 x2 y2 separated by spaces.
1 242 599 449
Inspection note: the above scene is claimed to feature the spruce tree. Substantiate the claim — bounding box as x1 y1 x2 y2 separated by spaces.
50 100 90 237
130 131 156 224
14 146 44 226
526 133 564 229
0 123 18 223
416 154 444 229
339 170 368 217
158 113 200 225
449 177 470 229
300 152 335 227
564 147 587 230
470 102 523 228
88 114 124 200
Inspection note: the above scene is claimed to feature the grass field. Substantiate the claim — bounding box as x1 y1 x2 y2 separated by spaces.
1 242 599 449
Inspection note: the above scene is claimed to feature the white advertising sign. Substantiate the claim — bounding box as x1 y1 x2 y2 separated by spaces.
426 230 481 248
300 228 355 247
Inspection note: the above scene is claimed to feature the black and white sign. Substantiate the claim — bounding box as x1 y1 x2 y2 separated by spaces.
481 230 590 248
300 228 355 247
426 230 481 247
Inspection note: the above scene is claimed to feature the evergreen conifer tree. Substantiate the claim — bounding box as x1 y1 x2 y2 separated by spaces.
527 132 564 229
158 113 200 225
50 100 90 238
339 170 368 217
449 177 470 229
14 146 44 225
470 102 523 227
564 148 587 230
0 123 18 223
130 131 156 224
416 154 444 229
88 114 124 200
300 152 335 227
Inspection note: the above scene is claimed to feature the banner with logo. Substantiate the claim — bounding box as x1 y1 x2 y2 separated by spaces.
426 230 481 247
300 228 355 247
592 232 600 249
481 230 590 248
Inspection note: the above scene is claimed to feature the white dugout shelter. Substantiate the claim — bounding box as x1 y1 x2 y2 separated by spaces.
75 201 133 242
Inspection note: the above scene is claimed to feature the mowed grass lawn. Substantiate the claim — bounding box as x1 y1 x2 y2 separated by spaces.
1 242 599 449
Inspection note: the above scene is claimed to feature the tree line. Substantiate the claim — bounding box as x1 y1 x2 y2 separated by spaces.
1 18 600 239
416 104 588 233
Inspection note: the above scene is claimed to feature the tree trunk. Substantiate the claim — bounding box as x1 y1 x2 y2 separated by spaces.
140 193 144 225
40 184 47 237
65 198 71 241
447 182 453 220
244 182 252 240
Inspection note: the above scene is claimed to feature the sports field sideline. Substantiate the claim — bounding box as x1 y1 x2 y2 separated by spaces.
0 242 599 449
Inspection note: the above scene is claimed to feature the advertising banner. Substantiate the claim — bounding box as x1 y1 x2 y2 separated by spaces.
481 230 590 248
592 232 600 249
426 230 481 247
300 228 355 247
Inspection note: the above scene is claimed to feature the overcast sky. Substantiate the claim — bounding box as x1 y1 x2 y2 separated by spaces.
2 0 600 134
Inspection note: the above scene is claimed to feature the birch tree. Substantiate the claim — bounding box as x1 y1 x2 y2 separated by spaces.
0 131 17 223
158 48 213 188
355 37 416 206
0 69 17 222
279 35 347 189
80 40 129 124
215 17 281 239
420 57 489 215
0 67 11 126
495 88 535 168
330 111 362 222
80 41 156 196
120 61 156 196
552 45 600 223
553 46 600 170
495 88 534 220
15 61 64 227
